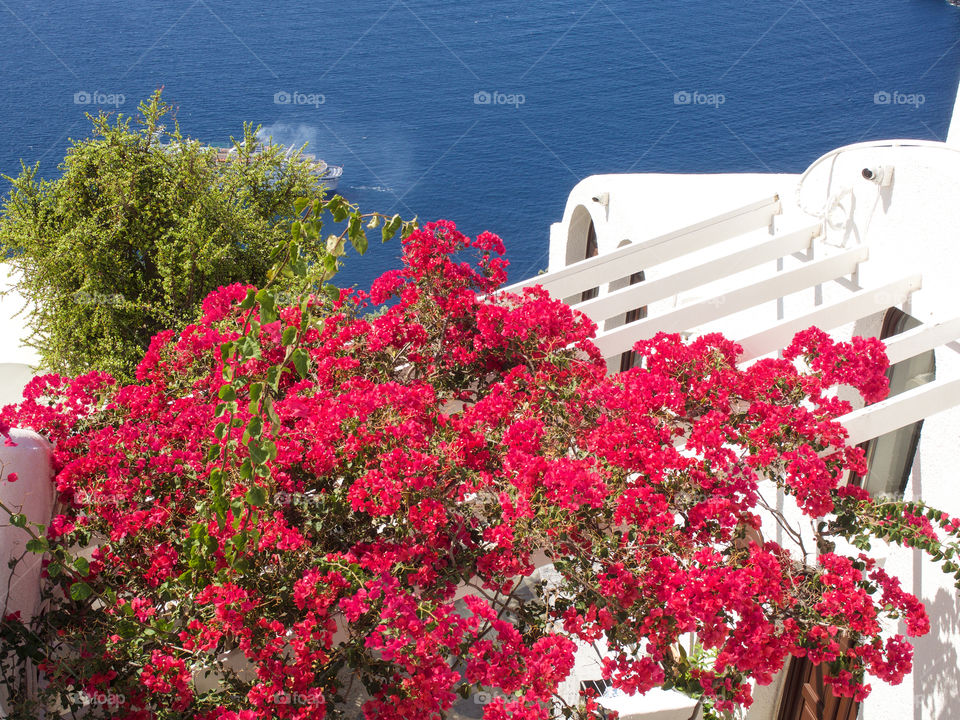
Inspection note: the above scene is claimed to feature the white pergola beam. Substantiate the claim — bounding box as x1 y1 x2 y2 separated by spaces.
593 246 869 359
734 275 923 363
572 223 820 320
841 376 960 445
504 195 781 299
883 315 960 364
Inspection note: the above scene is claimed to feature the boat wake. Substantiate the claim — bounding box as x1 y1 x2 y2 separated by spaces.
347 185 395 193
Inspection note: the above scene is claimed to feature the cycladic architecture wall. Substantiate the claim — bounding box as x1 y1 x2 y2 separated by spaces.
528 137 960 719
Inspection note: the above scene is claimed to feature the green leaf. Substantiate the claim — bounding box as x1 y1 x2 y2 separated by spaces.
9 513 27 528
326 234 346 257
236 335 261 360
210 468 225 496
281 326 298 347
323 284 340 302
246 417 263 440
218 385 237 401
263 395 281 430
256 288 278 325
239 288 257 310
25 538 48 554
328 195 348 223
248 382 263 403
248 440 269 466
291 348 310 379
293 197 310 215
348 214 368 255
266 366 282 392
70 582 93 601
74 557 90 575
381 214 402 243
245 487 267 508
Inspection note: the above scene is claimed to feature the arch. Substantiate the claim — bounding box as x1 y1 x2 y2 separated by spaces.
565 204 604 267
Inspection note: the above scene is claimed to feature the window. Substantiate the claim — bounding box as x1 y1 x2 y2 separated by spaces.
579 680 616 718
853 307 935 498
778 308 935 720
619 270 647 372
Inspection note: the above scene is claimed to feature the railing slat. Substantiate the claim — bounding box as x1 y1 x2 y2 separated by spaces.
573 223 820 321
592 246 869 358
735 275 922 362
504 195 781 298
841 376 960 445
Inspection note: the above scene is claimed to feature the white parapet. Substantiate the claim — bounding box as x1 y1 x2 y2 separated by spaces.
0 429 54 620
0 429 53 719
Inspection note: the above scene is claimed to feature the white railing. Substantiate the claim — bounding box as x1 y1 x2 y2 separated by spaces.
592 245 867 358
503 195 782 300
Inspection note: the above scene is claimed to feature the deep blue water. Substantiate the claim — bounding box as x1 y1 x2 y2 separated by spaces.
2 0 959 288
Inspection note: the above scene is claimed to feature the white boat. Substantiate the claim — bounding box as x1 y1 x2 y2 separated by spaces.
213 143 342 191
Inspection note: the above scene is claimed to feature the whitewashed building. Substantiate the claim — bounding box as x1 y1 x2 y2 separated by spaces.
502 115 960 717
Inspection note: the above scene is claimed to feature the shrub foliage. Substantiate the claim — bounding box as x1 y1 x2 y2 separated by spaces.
1 91 340 382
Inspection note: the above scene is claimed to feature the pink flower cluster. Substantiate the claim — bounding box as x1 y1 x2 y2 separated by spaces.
1 219 954 720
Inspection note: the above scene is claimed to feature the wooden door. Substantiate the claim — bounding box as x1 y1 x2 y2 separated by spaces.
777 657 860 720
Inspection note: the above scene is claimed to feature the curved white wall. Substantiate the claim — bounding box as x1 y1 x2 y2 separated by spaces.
0 429 54 621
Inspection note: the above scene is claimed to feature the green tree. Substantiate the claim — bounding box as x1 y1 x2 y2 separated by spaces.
0 91 340 382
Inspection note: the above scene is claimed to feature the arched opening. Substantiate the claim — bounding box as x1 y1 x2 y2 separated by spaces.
581 220 599 302
565 205 596 268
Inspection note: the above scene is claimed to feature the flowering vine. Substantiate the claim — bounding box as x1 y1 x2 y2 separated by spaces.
2 214 959 720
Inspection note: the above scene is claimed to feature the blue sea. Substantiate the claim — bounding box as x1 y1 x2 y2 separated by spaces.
2 0 959 288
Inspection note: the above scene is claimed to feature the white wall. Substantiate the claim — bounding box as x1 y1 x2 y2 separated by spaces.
0 429 54 621
0 429 54 717
0 264 39 408
545 140 960 720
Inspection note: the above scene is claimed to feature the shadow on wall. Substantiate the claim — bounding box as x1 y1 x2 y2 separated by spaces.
915 586 960 720
0 364 34 407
